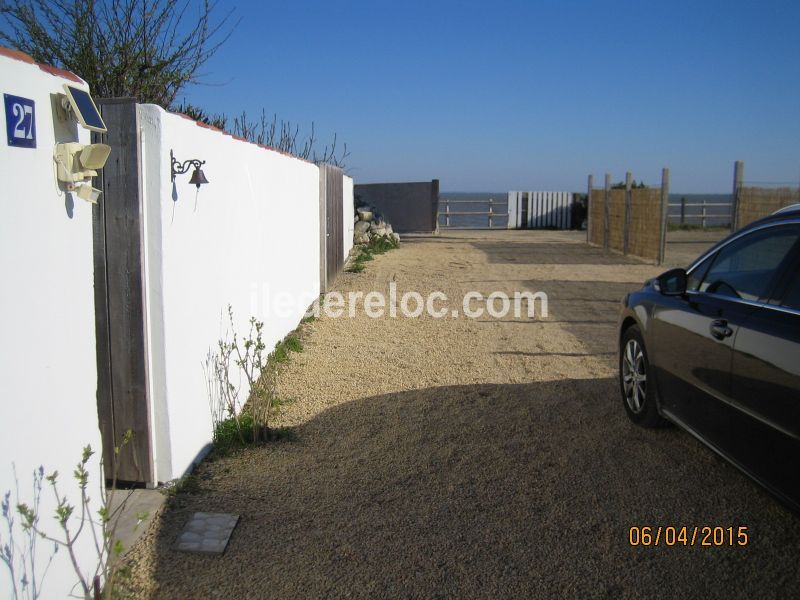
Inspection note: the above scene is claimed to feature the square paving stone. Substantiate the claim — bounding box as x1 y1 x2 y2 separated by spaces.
175 512 239 554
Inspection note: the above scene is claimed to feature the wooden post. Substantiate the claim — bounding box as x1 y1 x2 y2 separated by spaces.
680 197 686 225
623 171 632 255
445 200 450 228
319 165 329 292
587 175 593 243
488 197 493 228
701 198 707 229
431 178 440 232
92 99 154 485
732 160 744 231
659 167 670 265
604 173 611 251
320 163 344 288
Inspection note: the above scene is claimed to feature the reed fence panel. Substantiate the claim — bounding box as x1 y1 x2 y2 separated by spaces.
589 188 605 246
628 187 664 260
736 187 800 228
587 183 665 263
608 189 626 251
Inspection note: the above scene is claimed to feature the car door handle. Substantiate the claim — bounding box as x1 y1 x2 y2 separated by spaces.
710 319 733 340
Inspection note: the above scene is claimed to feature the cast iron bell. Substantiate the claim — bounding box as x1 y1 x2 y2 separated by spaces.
189 167 209 188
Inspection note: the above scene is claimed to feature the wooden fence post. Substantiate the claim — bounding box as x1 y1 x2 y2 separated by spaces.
659 168 670 265
587 175 593 243
445 200 450 228
604 173 611 251
92 98 154 485
488 197 493 228
680 197 686 225
624 171 633 255
319 165 329 292
732 160 744 231
701 199 707 229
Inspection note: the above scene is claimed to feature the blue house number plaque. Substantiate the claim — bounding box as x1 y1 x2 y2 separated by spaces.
4 94 36 148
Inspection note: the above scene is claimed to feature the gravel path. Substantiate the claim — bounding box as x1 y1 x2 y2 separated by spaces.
123 230 800 598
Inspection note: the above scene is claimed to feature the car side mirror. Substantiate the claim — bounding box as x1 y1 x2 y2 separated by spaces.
656 268 687 296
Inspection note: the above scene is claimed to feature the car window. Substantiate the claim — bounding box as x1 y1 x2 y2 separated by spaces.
699 225 799 301
781 276 800 310
687 254 714 291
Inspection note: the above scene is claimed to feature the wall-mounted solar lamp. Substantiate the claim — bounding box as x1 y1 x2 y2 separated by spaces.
60 84 107 133
170 150 209 188
53 142 111 203
53 84 109 203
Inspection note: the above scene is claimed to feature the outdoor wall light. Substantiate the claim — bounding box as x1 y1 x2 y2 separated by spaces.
53 141 111 203
170 150 209 188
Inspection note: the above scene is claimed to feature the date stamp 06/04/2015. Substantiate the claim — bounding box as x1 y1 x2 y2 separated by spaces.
629 526 750 547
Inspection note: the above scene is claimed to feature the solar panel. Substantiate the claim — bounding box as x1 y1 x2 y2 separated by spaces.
63 84 107 133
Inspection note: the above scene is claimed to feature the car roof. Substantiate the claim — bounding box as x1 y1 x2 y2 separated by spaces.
772 203 800 216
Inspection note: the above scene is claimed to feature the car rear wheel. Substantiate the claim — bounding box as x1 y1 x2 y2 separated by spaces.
620 325 666 427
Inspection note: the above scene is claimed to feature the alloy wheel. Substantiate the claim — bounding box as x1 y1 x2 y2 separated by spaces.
622 338 647 413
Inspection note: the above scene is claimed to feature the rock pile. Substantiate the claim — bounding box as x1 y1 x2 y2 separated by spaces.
354 204 401 246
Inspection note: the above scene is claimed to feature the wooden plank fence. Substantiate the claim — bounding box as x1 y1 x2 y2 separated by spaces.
670 198 732 227
319 163 345 292
439 198 504 229
507 191 574 229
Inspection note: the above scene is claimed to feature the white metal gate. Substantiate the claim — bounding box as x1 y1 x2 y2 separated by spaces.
508 191 574 229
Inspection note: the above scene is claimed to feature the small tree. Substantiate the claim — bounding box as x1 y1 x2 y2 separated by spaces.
0 0 235 107
611 180 647 189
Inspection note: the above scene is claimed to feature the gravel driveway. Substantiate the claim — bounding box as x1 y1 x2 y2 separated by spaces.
124 230 800 598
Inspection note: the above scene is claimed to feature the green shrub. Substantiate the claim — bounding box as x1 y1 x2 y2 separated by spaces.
270 334 302 364
346 235 398 272
282 335 303 353
367 235 399 254
213 413 256 454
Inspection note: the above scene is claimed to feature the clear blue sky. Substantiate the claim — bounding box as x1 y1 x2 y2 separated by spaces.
181 0 800 193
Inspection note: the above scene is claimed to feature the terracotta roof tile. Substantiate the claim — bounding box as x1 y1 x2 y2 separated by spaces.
37 63 83 83
0 46 36 64
1 45 84 83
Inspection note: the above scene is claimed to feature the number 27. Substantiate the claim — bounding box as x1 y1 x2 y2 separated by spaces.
12 102 33 140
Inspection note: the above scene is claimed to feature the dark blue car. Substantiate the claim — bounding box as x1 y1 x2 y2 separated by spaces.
618 204 800 512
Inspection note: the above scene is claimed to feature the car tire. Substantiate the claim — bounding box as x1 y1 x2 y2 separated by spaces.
619 325 666 428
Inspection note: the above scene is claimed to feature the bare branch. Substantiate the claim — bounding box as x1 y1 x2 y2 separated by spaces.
0 0 237 106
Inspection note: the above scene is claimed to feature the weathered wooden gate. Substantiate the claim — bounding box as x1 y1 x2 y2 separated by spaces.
508 191 574 229
92 98 154 485
319 163 344 292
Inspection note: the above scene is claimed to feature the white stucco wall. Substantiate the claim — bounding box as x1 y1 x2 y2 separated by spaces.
0 52 103 598
343 175 355 257
138 105 322 481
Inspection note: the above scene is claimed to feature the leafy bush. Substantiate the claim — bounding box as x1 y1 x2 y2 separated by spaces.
205 308 304 450
347 235 398 272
